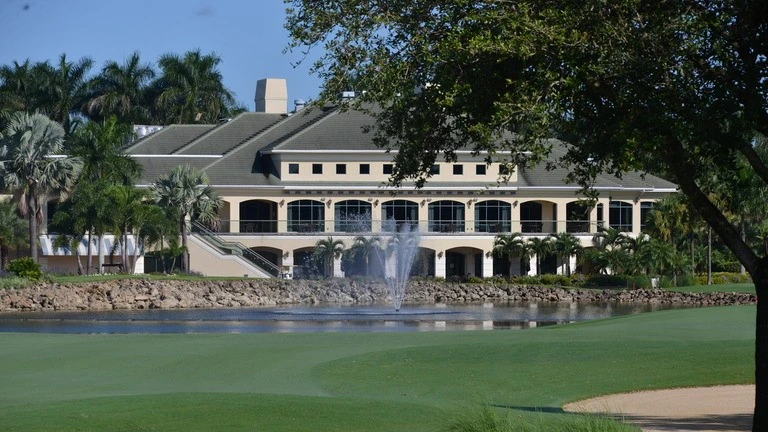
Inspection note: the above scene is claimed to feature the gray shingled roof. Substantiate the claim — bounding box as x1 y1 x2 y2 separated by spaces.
134 156 218 185
176 112 283 155
125 125 215 155
129 105 677 191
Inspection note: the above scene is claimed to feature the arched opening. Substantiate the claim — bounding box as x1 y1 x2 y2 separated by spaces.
248 246 281 268
428 200 465 232
566 202 590 233
334 200 372 232
287 200 325 232
609 201 633 232
446 247 484 279
342 236 385 277
239 199 277 233
381 200 418 232
475 200 511 233
520 201 543 233
412 247 435 277
493 250 529 278
292 247 318 279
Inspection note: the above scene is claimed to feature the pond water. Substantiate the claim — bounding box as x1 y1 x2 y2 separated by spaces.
0 302 685 334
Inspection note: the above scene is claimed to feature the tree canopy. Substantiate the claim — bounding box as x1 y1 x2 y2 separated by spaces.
286 1 768 428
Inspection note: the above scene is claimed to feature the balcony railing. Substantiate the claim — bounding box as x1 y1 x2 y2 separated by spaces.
211 219 610 235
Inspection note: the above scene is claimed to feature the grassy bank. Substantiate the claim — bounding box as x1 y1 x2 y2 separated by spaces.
0 305 754 431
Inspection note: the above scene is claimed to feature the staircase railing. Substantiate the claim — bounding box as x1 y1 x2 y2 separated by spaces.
191 222 281 277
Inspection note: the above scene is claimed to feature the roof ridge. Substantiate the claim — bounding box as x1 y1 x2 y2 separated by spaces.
200 114 294 170
169 111 254 155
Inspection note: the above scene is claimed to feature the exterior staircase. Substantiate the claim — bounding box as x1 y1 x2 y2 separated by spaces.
191 222 281 278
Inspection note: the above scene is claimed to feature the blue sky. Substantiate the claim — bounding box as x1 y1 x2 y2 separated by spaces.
0 0 323 110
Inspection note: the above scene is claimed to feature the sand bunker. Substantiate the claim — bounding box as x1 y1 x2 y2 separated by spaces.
563 385 754 432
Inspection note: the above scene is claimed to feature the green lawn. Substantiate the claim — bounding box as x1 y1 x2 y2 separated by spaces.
671 283 756 294
0 305 755 431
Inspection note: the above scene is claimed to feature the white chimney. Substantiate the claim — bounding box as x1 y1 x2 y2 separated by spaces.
254 78 288 114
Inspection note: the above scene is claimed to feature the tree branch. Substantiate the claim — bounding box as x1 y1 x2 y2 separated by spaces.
739 144 768 186
663 139 760 273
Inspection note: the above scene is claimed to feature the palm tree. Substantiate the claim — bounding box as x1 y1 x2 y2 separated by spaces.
526 237 552 276
313 236 345 277
69 116 141 184
104 185 154 273
154 49 234 124
86 52 156 124
349 235 381 276
0 199 28 268
549 232 582 276
150 164 221 271
35 54 94 135
492 233 528 279
0 60 44 118
591 226 628 251
0 112 82 263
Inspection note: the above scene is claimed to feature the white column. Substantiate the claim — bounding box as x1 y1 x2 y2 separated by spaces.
435 252 447 278
631 201 642 235
466 253 476 277
556 202 568 234
482 252 494 278
333 256 343 277
528 256 537 276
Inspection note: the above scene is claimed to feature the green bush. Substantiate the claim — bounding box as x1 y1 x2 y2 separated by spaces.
695 272 752 285
582 274 651 289
0 276 33 289
6 257 43 280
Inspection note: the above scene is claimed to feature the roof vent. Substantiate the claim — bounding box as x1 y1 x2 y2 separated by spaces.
341 91 356 99
294 99 306 112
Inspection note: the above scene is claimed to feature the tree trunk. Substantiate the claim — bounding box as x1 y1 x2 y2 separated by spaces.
180 217 189 272
28 194 38 263
508 258 514 281
742 221 747 275
74 239 83 275
753 261 768 431
0 244 8 268
690 231 696 275
86 230 93 275
708 227 713 285
98 234 105 274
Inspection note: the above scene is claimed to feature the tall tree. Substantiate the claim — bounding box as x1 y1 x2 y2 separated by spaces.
348 235 381 276
286 2 768 426
69 116 141 184
150 164 221 272
154 49 234 124
0 112 82 262
0 60 43 119
0 199 28 268
86 52 155 124
35 54 94 135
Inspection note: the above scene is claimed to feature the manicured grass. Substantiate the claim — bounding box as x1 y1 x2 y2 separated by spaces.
0 306 755 431
672 283 755 294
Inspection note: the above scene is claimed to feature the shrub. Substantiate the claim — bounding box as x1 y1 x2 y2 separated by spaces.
582 274 651 289
0 276 32 290
695 272 752 285
6 257 43 280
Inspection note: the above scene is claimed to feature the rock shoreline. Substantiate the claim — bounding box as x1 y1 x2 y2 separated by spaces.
0 279 756 312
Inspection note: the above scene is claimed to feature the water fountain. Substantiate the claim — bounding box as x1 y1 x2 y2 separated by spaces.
373 221 421 311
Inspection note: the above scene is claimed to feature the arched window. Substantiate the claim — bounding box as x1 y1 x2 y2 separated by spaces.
287 200 325 232
609 201 633 232
381 200 419 232
474 200 511 233
428 200 465 232
239 200 277 233
334 200 372 232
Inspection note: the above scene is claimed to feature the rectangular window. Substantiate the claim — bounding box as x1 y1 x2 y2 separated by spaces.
359 163 370 174
288 163 299 174
430 164 440 175
336 163 346 174
312 163 323 174
453 164 464 175
383 164 393 175
476 164 486 175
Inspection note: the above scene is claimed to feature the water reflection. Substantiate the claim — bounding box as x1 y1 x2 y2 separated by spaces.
0 302 686 334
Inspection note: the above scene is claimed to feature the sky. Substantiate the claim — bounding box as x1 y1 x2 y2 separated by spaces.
0 0 323 110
